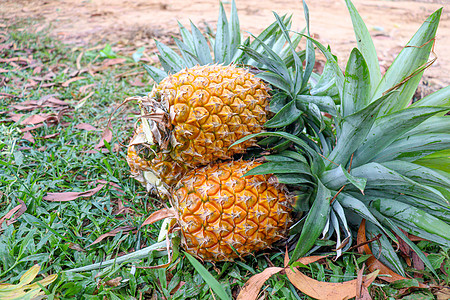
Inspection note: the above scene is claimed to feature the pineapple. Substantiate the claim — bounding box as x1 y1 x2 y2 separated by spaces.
127 124 187 193
161 160 292 261
126 0 303 192
138 64 271 168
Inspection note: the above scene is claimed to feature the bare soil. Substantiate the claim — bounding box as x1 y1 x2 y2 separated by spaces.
2 0 449 89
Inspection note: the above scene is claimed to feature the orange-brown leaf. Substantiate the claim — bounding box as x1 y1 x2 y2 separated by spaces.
61 76 86 87
74 123 99 131
43 184 104 201
94 127 112 149
89 226 135 246
0 200 26 227
286 265 379 300
141 208 176 227
357 220 428 287
236 267 284 300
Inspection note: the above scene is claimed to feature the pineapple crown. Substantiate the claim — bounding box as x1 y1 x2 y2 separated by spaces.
233 0 450 275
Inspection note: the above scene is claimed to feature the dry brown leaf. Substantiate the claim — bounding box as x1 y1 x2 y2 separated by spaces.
0 200 27 227
22 131 35 143
43 183 105 201
42 133 59 139
20 114 48 125
286 265 378 300
357 220 428 287
74 123 99 131
101 58 126 68
141 208 176 227
61 76 86 87
105 277 122 287
94 127 112 149
89 226 135 246
236 267 284 300
79 83 96 94
66 242 86 252
94 179 124 194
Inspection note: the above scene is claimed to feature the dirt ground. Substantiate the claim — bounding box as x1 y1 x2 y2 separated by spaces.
2 0 449 89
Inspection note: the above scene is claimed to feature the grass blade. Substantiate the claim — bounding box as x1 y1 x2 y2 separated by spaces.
184 252 231 300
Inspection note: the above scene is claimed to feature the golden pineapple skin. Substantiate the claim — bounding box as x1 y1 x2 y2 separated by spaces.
147 64 271 168
173 160 292 261
127 124 187 188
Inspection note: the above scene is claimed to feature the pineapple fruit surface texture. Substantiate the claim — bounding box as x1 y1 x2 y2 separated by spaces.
142 64 271 168
173 160 292 261
127 124 187 188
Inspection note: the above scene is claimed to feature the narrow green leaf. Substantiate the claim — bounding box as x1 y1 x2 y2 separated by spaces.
214 2 230 64
264 100 303 128
231 131 320 163
257 72 291 95
337 193 397 241
173 37 199 68
326 91 395 168
401 116 450 137
142 64 167 84
244 161 311 176
373 210 442 277
352 106 448 167
414 149 450 173
344 0 381 96
228 0 240 59
348 163 449 205
365 222 406 276
295 33 344 98
381 160 450 189
155 40 184 72
296 95 338 117
411 85 450 115
373 133 450 163
342 48 370 117
276 174 313 185
372 8 442 113
177 21 195 51
301 0 315 92
190 21 213 64
273 12 303 95
240 45 290 82
290 180 331 262
184 252 231 300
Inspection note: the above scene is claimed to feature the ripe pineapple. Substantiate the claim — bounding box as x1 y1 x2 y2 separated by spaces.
157 160 292 261
138 64 271 168
127 124 187 192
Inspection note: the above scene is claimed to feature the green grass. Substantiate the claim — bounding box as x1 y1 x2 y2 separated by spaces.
1 19 449 300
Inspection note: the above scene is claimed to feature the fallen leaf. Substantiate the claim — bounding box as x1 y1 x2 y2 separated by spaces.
42 133 59 139
43 183 105 201
79 83 96 94
20 114 48 125
105 277 122 287
0 200 27 227
89 226 135 246
22 131 35 143
101 58 126 68
286 265 378 300
94 127 112 149
75 91 94 109
61 76 86 87
66 242 86 252
141 208 176 227
357 220 428 287
74 123 99 131
236 267 284 300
